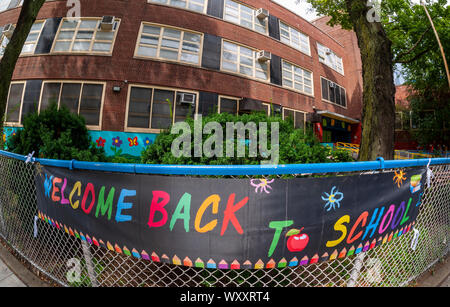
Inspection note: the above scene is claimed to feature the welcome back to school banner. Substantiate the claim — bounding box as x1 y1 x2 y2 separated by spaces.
36 166 425 269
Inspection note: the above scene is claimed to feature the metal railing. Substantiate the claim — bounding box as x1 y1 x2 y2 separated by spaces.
0 150 448 287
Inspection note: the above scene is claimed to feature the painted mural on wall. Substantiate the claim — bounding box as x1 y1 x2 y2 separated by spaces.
2 128 157 158
36 166 426 270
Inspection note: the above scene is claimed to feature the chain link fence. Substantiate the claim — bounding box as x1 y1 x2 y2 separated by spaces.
0 153 448 287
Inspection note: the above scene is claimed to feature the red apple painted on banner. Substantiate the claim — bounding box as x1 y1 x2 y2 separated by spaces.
286 227 309 252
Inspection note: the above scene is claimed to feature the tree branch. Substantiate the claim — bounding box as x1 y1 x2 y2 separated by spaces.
394 26 431 63
395 47 432 64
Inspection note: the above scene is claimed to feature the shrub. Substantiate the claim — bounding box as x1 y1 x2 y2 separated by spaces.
141 112 353 165
7 103 107 162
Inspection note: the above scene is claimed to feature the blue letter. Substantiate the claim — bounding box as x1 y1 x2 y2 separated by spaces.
362 207 385 241
115 189 136 223
44 174 54 198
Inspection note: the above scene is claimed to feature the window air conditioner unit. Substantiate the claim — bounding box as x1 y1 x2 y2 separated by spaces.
2 24 15 38
100 16 115 31
256 8 269 19
179 93 196 105
257 50 271 62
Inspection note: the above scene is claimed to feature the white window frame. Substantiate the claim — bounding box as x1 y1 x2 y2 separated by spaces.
21 20 46 55
218 95 241 115
317 42 344 75
282 107 306 131
147 0 208 14
223 0 268 35
220 39 270 82
320 76 347 109
125 84 199 133
38 80 106 130
51 17 121 55
3 81 26 127
281 59 314 96
134 22 204 66
279 20 311 56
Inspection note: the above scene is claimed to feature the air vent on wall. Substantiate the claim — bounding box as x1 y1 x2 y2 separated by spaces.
256 8 269 19
100 16 115 31
257 50 271 62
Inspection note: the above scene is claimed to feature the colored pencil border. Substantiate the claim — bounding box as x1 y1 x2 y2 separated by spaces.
37 211 414 270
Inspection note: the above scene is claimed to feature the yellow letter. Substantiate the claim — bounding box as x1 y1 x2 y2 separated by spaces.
326 215 350 248
69 181 82 209
195 194 220 233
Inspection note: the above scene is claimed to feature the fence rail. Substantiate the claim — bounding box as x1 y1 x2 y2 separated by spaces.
0 150 448 287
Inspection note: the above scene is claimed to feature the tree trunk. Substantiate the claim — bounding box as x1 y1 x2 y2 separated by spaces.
0 0 46 129
346 0 396 161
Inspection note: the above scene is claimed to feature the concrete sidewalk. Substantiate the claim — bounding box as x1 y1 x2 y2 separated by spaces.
0 243 49 287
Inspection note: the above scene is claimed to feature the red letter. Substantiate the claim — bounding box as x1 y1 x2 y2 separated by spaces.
51 177 62 202
220 193 248 236
81 183 96 214
148 191 170 228
347 211 368 244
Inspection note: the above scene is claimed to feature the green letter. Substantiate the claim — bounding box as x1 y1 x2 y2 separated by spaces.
268 220 294 257
170 193 191 232
95 186 115 220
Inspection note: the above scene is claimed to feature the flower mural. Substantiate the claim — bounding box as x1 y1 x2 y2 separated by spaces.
321 186 344 211
96 137 106 148
250 178 275 194
112 136 123 148
144 137 153 147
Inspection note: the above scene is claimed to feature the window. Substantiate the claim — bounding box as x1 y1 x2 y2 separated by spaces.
282 60 313 95
219 96 240 115
52 17 120 54
283 108 306 130
0 32 9 58
39 81 105 128
21 20 45 54
135 23 203 65
279 21 310 55
317 43 344 74
4 82 25 125
147 0 207 14
321 77 347 108
223 0 267 34
221 40 269 81
126 85 198 131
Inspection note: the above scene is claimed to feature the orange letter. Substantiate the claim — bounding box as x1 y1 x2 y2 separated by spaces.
195 194 220 233
51 177 62 202
220 194 248 236
347 211 368 244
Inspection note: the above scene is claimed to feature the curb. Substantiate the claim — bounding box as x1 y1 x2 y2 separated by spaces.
0 242 50 287
413 253 449 287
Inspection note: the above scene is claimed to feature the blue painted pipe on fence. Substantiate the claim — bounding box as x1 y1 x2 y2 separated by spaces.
1 149 449 176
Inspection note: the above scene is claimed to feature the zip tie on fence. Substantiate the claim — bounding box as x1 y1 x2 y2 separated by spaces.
25 151 35 164
426 158 434 188
33 215 38 238
411 228 420 251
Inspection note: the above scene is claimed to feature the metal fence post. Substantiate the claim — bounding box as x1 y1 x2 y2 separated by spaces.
81 241 99 287
347 253 366 287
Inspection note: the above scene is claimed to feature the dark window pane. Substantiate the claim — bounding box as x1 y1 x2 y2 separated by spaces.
5 83 24 123
128 87 152 128
340 88 346 107
151 89 174 129
329 84 336 103
60 83 81 114
79 84 103 126
295 111 304 130
284 109 295 126
41 83 61 111
321 78 328 101
220 98 238 115
335 86 341 105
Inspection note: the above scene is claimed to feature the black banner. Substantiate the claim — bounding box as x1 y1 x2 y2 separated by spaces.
36 166 425 269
